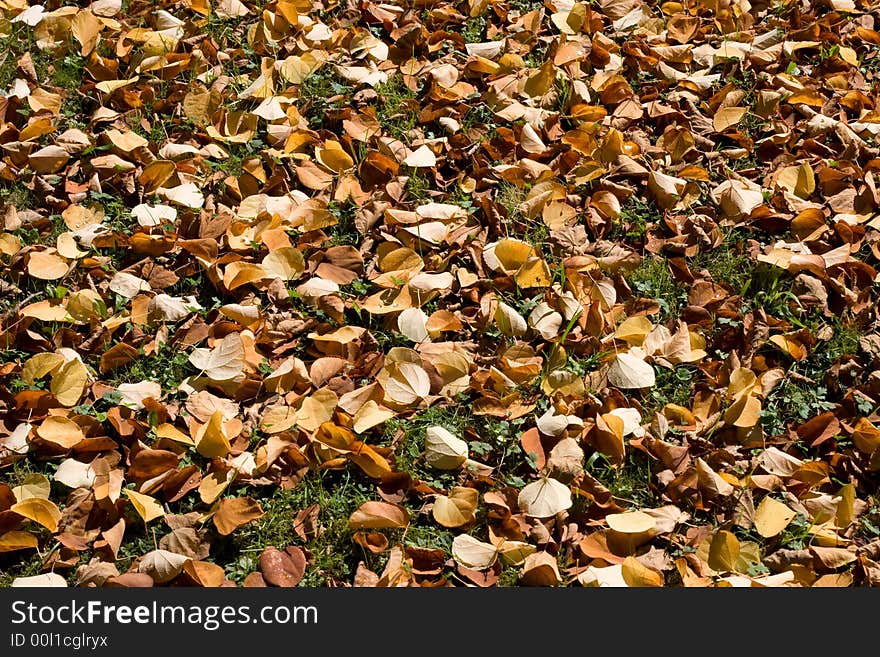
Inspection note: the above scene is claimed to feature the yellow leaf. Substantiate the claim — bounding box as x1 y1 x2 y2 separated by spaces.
852 418 880 454
50 358 88 407
515 258 552 288
199 470 234 505
11 498 61 532
776 163 815 199
713 106 748 132
219 257 261 288
36 416 84 449
27 251 69 280
316 141 354 173
12 474 51 503
754 496 796 538
213 497 264 536
124 489 165 523
70 9 102 55
20 300 73 322
493 239 535 273
432 487 478 528
606 511 656 534
95 77 140 94
0 531 39 553
182 560 226 587
156 423 194 446
22 353 65 385
769 334 807 360
261 247 305 281
295 389 338 433
66 290 104 321
614 316 653 346
352 401 394 434
260 405 298 434
621 556 663 587
26 89 62 115
708 530 740 572
837 483 856 529
280 52 325 84
194 411 233 458
723 391 762 428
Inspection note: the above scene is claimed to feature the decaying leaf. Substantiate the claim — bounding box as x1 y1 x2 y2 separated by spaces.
0 0 876 591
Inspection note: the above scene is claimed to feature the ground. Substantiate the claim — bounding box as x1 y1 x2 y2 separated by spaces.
0 0 879 588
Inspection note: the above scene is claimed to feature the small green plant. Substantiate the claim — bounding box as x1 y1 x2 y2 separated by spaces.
690 231 753 293
103 343 194 392
327 200 361 246
375 75 420 141
298 69 353 130
646 365 697 415
494 180 530 236
612 195 660 244
461 16 487 43
626 256 687 321
404 170 434 202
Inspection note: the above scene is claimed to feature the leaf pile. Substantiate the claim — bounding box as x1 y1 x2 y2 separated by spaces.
1 0 880 587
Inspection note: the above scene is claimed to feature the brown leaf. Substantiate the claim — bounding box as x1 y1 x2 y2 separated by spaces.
213 497 264 536
259 546 307 587
349 501 410 529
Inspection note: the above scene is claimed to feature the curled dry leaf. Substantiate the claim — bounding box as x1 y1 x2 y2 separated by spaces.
1 0 878 591
348 501 410 529
517 477 573 518
259 546 307 587
607 350 656 389
213 497 264 536
452 534 498 570
423 426 469 470
188 333 245 381
11 498 62 532
124 489 165 523
139 549 189 584
11 573 68 587
606 511 656 535
432 487 478 528
54 458 97 489
754 497 796 538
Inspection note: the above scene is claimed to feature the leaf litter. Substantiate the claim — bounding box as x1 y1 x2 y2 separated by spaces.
0 0 880 588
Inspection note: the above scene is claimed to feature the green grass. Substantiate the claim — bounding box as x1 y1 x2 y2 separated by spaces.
758 317 862 439
298 69 353 130
219 464 458 586
102 343 194 392
646 365 697 415
218 470 372 586
461 16 487 43
326 200 362 246
611 195 660 244
586 450 656 509
382 402 537 489
495 180 538 239
0 552 45 588
375 75 420 142
690 232 753 293
626 255 687 321
404 170 434 202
